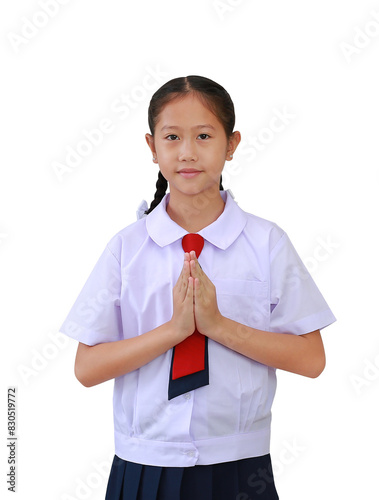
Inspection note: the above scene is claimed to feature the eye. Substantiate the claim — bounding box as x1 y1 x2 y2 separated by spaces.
198 133 210 140
166 134 179 141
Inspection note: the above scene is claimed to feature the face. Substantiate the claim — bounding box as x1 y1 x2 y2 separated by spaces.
146 93 240 200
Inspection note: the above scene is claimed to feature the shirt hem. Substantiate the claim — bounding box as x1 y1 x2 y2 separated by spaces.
114 426 271 467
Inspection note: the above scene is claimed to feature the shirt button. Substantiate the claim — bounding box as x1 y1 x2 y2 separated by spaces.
184 393 191 400
187 450 195 457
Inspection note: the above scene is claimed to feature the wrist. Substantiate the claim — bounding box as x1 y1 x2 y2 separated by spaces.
206 315 252 352
166 318 191 345
205 312 226 341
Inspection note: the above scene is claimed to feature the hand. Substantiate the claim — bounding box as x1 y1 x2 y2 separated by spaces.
188 251 223 335
170 253 196 341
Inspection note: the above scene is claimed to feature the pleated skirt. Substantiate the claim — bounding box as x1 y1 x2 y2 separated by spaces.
105 454 279 500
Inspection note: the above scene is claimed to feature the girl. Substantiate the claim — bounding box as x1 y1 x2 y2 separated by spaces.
60 76 336 499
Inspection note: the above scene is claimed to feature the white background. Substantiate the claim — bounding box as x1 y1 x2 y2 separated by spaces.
1 1 378 498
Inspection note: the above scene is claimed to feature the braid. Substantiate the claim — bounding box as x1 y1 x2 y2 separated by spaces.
145 172 223 215
145 171 168 215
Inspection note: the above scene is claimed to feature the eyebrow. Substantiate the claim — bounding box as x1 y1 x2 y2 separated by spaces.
160 124 216 132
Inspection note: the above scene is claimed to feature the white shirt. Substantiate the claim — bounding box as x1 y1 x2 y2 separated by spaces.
59 190 336 467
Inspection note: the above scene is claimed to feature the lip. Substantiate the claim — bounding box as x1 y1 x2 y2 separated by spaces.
178 169 202 179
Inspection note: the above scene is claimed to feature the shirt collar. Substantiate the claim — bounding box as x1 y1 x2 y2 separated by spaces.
146 190 247 250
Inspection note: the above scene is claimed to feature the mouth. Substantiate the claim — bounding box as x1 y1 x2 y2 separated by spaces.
178 169 202 179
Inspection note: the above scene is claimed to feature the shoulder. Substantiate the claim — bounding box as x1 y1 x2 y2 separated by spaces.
104 217 148 264
238 203 286 252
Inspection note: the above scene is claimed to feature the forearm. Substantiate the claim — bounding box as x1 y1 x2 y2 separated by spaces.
208 315 325 378
75 321 178 387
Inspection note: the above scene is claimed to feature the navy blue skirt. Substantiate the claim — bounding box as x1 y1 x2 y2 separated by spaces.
105 454 279 500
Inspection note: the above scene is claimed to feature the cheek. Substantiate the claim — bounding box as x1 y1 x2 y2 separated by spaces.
207 150 227 171
206 141 228 160
161 144 178 160
155 147 177 168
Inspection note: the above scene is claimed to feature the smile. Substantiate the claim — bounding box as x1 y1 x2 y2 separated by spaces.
178 169 202 179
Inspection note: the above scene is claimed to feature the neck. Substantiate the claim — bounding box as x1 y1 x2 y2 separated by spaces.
166 189 225 233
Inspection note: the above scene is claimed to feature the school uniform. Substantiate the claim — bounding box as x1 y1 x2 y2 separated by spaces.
59 189 336 499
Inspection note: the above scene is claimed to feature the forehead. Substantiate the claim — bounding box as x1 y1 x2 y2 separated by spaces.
156 93 222 130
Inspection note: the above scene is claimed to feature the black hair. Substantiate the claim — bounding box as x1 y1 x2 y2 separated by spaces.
144 75 235 215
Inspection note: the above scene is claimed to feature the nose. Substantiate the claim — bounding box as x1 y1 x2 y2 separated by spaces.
178 140 197 162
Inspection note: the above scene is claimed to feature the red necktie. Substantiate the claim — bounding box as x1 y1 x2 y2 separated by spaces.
172 234 205 379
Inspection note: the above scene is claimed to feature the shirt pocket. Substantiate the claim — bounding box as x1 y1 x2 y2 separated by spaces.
213 278 269 331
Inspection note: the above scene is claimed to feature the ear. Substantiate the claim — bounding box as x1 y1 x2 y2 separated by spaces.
226 131 241 161
145 133 156 155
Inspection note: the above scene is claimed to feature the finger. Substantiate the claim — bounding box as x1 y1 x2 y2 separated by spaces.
181 260 190 289
177 257 188 277
186 276 194 303
176 261 185 285
183 259 190 276
194 277 201 303
191 276 197 306
190 257 203 280
176 260 189 299
189 251 201 267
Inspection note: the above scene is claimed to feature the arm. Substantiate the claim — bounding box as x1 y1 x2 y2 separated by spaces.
189 251 326 378
208 320 325 378
75 322 177 387
75 257 195 387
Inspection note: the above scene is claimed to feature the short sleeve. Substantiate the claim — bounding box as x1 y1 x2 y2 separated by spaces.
59 244 122 346
269 231 336 335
